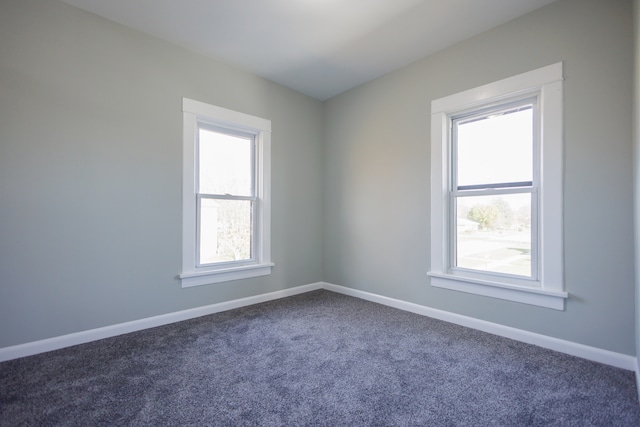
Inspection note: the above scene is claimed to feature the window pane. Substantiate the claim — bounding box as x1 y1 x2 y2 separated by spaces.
199 198 252 265
456 106 533 188
199 127 253 196
456 193 532 277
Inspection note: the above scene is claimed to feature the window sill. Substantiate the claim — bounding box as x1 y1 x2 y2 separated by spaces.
180 262 274 288
427 271 567 310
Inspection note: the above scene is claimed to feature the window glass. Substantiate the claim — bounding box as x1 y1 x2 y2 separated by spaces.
455 105 533 188
456 193 532 277
199 198 252 264
198 127 253 197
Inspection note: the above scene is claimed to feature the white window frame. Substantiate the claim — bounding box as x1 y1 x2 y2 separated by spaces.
180 98 273 287
428 63 567 310
450 98 539 281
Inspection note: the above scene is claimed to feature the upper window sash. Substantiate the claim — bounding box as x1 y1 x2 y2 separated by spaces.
450 97 538 193
196 123 257 198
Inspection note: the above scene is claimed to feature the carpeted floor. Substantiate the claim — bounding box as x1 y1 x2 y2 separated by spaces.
1 290 639 426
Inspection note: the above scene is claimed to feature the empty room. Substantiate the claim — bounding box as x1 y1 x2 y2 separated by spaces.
1 0 640 424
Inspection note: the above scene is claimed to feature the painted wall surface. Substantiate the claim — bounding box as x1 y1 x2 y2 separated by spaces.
634 0 640 372
324 0 635 354
0 0 324 347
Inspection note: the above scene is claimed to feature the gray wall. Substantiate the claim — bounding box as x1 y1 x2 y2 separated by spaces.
634 0 640 372
0 0 324 347
324 0 635 355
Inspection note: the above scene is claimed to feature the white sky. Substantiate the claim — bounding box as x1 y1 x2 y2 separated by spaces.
198 128 252 196
456 108 532 187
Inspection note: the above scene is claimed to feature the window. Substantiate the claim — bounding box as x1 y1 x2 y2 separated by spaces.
180 98 273 287
453 99 537 278
428 63 567 310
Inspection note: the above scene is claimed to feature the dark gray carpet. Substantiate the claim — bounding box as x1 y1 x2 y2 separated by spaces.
1 290 639 426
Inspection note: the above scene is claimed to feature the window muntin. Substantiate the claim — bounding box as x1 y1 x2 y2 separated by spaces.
450 99 538 280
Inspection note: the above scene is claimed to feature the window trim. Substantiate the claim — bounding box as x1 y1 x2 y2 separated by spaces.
428 63 567 310
180 98 273 287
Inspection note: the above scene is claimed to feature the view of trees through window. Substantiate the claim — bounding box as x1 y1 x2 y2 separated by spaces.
200 199 252 264
456 194 531 277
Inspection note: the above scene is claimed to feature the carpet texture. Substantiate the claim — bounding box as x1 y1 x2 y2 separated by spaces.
1 290 639 426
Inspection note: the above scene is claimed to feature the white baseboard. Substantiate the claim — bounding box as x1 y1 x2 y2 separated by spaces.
0 282 323 362
1 281 637 375
322 282 638 371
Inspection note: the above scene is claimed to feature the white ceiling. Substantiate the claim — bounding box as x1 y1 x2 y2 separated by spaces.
60 0 558 100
